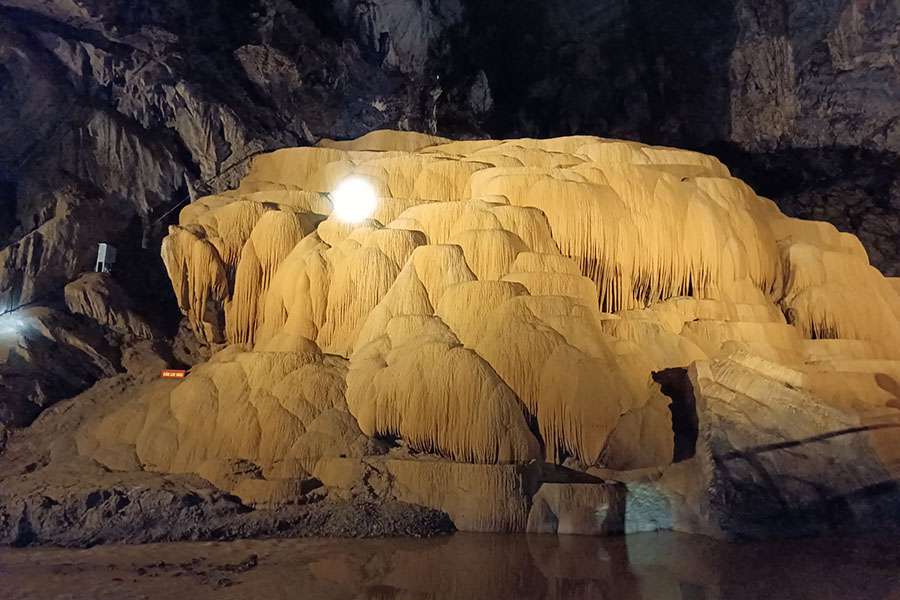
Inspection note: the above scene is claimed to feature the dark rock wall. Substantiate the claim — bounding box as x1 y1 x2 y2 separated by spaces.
721 0 900 269
0 0 897 310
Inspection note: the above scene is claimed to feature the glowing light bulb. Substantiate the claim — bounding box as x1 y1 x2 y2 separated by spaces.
331 177 377 223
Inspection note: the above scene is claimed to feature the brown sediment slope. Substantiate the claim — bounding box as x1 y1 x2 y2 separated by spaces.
3 131 900 544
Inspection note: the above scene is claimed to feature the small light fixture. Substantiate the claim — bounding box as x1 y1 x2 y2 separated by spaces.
331 177 378 223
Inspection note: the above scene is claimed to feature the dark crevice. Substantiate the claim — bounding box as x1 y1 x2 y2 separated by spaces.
373 433 402 449
111 214 182 337
652 368 699 463
0 180 18 244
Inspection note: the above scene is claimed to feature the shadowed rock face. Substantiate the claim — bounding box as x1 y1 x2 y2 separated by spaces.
0 307 120 427
64 272 157 339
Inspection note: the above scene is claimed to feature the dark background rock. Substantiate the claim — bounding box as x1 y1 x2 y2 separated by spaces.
0 306 119 427
0 0 897 426
64 272 158 339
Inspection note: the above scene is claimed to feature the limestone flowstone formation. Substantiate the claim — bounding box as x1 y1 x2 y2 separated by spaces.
82 130 900 538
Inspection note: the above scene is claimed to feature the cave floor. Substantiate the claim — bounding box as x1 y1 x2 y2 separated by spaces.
2 531 899 600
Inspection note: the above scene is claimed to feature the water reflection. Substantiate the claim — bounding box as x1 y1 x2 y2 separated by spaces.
3 532 900 599
321 533 900 600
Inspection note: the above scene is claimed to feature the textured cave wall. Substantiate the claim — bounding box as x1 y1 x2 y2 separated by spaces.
721 0 900 271
1 0 897 313
0 0 449 315
0 0 900 305
0 1 895 337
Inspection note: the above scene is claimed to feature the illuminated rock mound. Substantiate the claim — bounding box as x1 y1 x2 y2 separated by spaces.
83 130 900 536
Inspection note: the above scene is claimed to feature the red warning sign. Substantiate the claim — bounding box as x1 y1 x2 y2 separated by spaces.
161 369 187 379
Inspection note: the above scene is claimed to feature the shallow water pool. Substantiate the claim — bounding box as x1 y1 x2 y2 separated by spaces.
2 531 899 599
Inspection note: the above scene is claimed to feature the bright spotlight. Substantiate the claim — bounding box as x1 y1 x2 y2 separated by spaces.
331 177 377 223
0 313 24 336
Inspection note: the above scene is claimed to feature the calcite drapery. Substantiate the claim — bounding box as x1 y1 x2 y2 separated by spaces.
83 130 900 534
